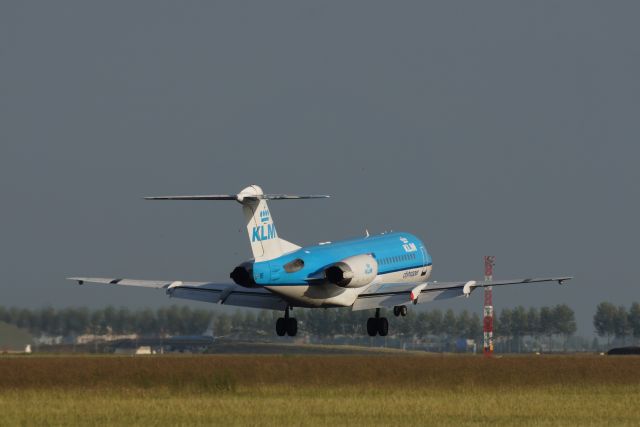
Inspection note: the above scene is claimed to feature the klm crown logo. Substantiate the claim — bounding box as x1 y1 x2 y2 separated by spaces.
259 208 270 223
252 208 275 242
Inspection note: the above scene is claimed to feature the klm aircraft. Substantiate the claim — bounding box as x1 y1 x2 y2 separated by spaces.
70 185 572 337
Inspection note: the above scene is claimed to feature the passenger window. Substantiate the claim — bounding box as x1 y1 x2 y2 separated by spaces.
283 258 305 273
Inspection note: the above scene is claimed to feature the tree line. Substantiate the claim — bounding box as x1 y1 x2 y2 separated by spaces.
593 302 640 345
0 306 214 337
0 304 578 344
494 304 577 352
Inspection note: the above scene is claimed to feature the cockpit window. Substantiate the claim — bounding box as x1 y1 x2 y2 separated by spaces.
284 258 305 273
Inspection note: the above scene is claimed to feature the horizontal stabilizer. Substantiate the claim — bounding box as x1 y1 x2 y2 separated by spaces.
145 194 329 201
144 185 320 261
145 195 237 200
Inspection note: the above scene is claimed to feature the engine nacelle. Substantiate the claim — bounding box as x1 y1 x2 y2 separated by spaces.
230 261 258 288
324 254 378 288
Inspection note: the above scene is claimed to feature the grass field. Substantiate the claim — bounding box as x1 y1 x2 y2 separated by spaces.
1 354 639 426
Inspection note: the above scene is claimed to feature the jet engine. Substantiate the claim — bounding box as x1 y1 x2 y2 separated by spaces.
230 261 258 288
324 254 378 288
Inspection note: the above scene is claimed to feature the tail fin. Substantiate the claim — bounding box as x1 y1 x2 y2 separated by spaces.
241 186 281 260
145 184 329 261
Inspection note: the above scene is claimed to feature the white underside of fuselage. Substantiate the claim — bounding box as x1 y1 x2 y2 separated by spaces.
265 265 432 308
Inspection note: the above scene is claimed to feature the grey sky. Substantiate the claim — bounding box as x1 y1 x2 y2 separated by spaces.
1 1 639 335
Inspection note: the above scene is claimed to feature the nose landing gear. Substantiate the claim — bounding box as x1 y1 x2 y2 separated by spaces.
366 308 388 337
276 306 297 337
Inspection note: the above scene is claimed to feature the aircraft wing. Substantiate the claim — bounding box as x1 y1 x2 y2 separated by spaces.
68 277 288 311
352 276 572 311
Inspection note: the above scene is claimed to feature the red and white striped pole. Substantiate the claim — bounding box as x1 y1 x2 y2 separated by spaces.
483 256 495 357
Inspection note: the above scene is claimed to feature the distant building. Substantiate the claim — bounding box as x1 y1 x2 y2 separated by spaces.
76 333 138 344
114 346 153 355
0 321 33 353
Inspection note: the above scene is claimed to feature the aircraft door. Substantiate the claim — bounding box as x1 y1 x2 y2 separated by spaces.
420 246 428 276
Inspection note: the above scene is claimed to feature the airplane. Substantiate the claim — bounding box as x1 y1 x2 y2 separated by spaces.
70 184 572 337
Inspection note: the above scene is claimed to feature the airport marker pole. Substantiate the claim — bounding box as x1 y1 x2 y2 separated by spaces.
483 256 495 357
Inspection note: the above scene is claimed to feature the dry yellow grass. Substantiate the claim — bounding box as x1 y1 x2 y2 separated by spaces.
1 354 639 426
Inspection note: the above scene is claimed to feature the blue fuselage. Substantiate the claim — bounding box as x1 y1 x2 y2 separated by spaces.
252 232 432 286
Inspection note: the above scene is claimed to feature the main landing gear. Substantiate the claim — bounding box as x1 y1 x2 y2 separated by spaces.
393 305 408 317
276 306 297 337
367 308 388 337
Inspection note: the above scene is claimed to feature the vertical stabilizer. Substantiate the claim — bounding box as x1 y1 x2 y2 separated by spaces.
238 185 283 261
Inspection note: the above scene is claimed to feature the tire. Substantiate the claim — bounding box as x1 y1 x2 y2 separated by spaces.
276 317 286 336
400 305 408 317
377 317 389 336
366 318 377 336
286 317 298 336
393 306 401 317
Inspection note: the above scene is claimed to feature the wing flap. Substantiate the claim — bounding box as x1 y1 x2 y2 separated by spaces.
222 291 287 310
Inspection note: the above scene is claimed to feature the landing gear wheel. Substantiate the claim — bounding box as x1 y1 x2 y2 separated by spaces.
393 306 401 317
286 317 298 336
400 305 408 317
377 317 389 336
276 317 286 336
366 318 377 336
